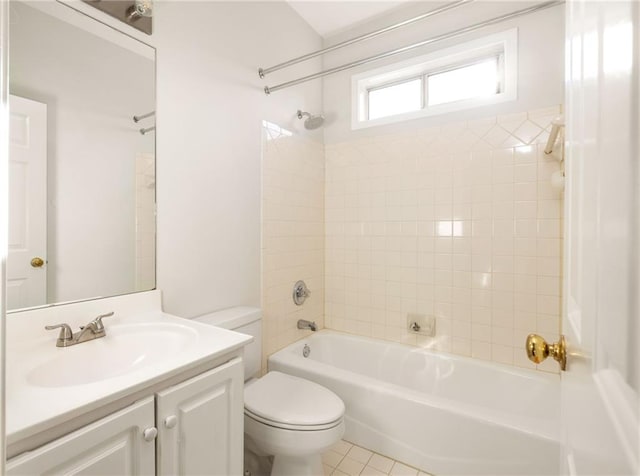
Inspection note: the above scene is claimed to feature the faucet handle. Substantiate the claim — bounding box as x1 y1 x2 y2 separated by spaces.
91 311 114 332
293 280 311 305
45 323 74 344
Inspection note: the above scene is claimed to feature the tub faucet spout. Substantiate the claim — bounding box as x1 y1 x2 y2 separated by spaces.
297 319 317 331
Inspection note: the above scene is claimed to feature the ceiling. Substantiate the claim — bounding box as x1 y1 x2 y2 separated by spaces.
286 1 412 37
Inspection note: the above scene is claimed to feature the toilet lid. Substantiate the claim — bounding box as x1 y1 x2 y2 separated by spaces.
244 371 345 428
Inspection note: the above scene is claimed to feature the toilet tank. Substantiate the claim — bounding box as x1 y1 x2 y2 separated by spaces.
194 307 262 380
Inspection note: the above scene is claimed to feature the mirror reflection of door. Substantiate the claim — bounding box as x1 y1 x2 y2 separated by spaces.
7 94 47 309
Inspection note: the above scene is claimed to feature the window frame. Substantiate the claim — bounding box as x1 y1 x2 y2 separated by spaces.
351 28 518 130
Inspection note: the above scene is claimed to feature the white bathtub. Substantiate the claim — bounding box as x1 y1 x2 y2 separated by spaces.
268 331 560 476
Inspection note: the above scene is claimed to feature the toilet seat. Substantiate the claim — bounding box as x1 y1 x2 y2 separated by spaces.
244 371 344 431
244 408 342 431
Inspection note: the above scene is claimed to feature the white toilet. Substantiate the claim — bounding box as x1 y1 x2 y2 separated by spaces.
195 307 345 476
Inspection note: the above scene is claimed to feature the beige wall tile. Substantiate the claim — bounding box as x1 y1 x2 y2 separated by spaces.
262 109 562 373
322 108 563 373
261 128 325 373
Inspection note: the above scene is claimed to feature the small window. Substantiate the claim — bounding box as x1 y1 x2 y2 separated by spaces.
352 29 517 129
427 56 501 106
368 77 422 120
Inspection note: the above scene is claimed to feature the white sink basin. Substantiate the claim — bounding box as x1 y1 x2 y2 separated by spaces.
6 299 253 447
27 323 198 387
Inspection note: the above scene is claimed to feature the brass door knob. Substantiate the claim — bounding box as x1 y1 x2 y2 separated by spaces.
31 257 45 268
526 333 566 371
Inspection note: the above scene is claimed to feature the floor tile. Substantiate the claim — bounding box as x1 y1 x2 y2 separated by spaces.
320 439 433 476
336 456 366 476
368 453 394 473
361 465 388 476
346 445 373 464
390 461 419 476
331 439 354 455
332 470 350 476
322 450 344 468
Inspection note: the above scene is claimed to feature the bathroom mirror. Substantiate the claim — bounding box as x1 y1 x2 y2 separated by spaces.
7 1 156 312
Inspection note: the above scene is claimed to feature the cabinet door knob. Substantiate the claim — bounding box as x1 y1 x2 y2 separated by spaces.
143 427 158 442
164 415 177 429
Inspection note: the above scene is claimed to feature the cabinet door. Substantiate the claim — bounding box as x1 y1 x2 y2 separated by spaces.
156 358 244 476
7 397 156 476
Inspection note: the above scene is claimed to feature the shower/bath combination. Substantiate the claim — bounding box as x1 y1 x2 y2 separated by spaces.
297 110 324 130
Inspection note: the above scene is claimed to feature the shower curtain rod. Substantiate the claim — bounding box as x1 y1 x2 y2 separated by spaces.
258 0 473 78
264 0 564 95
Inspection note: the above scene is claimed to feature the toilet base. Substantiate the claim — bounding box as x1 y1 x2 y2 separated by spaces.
244 414 344 476
271 454 323 476
244 434 273 476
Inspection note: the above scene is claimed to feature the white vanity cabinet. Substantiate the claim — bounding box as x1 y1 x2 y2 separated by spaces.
7 397 156 475
156 357 244 475
7 357 245 476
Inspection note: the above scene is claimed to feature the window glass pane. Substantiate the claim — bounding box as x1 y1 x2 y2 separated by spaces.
368 78 422 120
427 57 499 106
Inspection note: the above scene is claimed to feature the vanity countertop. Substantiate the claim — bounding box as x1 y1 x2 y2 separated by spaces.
6 291 252 448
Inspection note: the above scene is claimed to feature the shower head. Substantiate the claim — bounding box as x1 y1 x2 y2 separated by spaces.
297 110 324 130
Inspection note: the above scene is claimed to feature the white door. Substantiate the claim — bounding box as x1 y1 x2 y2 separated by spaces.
7 94 47 310
6 397 156 475
156 358 244 476
562 1 639 474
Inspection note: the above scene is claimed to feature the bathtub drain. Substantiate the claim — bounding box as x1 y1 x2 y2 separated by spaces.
303 344 310 358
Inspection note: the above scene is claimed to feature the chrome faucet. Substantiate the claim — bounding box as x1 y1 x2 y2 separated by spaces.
293 280 310 306
297 319 317 332
45 312 114 347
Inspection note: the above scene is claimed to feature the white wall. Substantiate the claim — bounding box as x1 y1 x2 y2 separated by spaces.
10 2 154 305
322 1 565 143
152 2 323 317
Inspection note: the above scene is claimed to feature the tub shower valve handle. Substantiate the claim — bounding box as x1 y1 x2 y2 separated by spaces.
410 322 421 332
293 280 310 305
526 333 567 371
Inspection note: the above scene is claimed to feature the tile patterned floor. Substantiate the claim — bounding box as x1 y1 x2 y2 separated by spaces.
322 440 433 476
